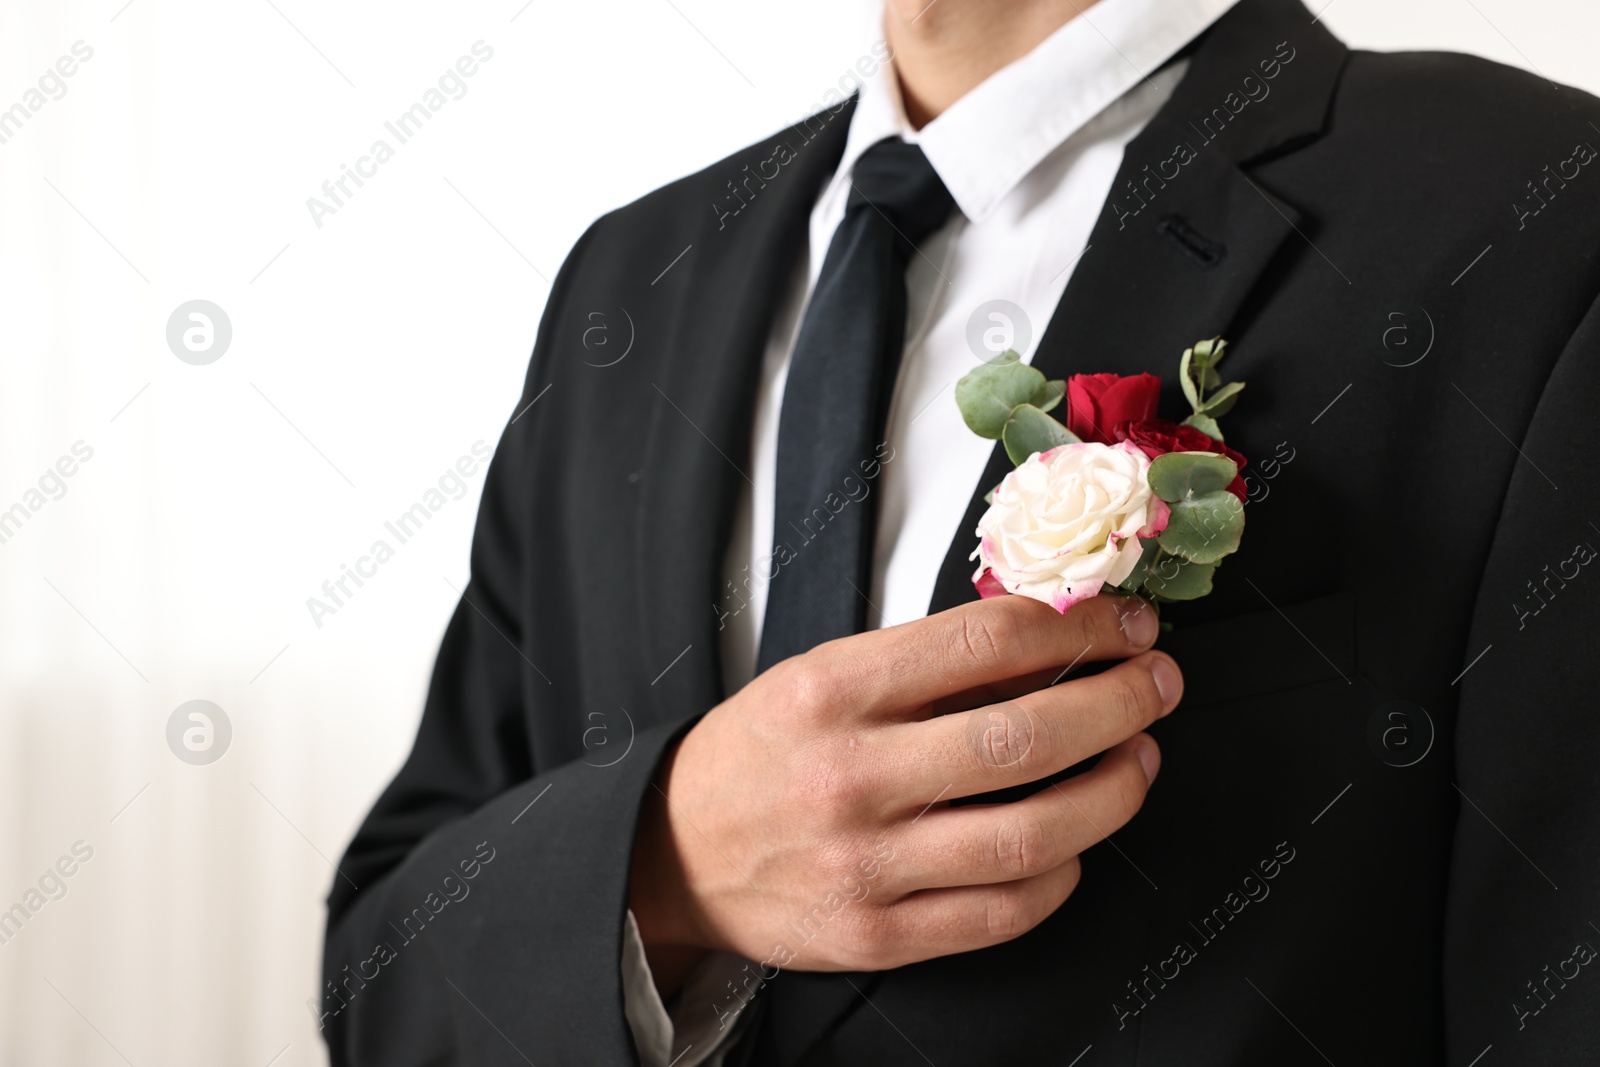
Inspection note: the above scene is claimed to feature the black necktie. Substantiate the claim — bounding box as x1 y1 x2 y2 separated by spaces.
755 138 955 672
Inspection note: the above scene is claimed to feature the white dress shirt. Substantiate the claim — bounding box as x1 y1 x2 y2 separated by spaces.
624 1 1240 1063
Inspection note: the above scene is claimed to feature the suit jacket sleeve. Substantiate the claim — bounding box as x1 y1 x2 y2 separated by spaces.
1445 284 1600 1061
319 222 687 1067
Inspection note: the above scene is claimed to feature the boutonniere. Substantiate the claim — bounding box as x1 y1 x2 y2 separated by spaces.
956 338 1248 613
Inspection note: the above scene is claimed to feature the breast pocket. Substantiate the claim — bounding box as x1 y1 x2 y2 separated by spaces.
1155 590 1357 710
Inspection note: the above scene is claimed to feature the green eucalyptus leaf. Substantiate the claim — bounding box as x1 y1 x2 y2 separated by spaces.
1178 346 1200 412
957 390 1014 440
1158 489 1245 564
1002 404 1079 466
1143 555 1217 601
1180 412 1224 439
1035 379 1066 414
1146 451 1238 502
1192 336 1227 367
1199 380 1245 417
955 360 1047 439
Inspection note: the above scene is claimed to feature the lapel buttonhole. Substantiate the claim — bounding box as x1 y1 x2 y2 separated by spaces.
1157 213 1228 269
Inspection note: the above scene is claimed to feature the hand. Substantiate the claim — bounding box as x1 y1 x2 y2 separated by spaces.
629 593 1181 980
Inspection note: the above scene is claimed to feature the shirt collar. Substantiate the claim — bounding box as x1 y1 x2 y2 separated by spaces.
833 0 1241 223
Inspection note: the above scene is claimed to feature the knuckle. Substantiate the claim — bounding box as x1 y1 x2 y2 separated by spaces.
957 609 1015 671
1111 670 1159 729
832 903 894 966
992 815 1048 878
792 749 876 814
1075 594 1121 648
986 859 1083 943
965 704 1037 773
833 752 879 809
782 657 836 718
811 834 865 889
983 884 1039 942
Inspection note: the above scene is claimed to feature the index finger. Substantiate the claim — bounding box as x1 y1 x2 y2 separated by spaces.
813 592 1159 718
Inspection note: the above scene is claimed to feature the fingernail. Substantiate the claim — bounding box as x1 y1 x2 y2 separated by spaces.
1120 600 1157 647
1137 737 1160 783
1150 656 1181 711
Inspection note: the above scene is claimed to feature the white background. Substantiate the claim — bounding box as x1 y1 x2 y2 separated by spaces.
0 0 1594 1063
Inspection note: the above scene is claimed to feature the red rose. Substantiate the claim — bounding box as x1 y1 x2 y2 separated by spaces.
1065 372 1161 444
1118 418 1249 501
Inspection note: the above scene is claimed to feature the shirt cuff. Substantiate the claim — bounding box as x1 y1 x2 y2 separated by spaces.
621 909 755 1067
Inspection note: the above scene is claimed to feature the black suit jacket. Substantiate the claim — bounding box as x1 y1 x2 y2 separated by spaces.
321 0 1600 1062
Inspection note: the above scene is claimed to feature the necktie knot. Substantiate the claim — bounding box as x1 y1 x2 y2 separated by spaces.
845 138 955 251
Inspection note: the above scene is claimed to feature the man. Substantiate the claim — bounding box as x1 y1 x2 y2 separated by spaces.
321 0 1600 1062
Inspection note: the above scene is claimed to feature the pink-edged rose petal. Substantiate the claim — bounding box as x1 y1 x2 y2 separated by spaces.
1140 496 1171 538
973 569 1009 599
1049 580 1104 614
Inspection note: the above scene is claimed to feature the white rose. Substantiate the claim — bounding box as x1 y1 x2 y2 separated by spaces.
970 440 1169 613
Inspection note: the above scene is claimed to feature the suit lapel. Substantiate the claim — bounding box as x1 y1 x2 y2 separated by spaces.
635 103 855 723
930 0 1347 614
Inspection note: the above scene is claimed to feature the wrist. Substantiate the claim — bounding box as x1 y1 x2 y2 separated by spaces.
630 748 715 1000
629 744 708 953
